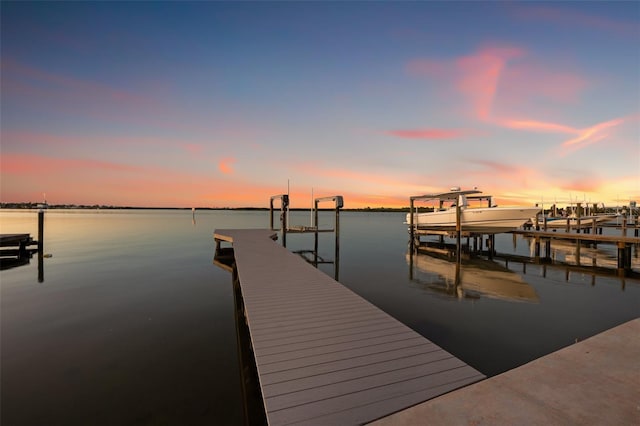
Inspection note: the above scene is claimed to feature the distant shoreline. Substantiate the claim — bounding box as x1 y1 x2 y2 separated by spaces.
0 203 412 213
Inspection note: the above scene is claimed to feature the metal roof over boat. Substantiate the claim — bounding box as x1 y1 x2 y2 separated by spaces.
410 188 484 202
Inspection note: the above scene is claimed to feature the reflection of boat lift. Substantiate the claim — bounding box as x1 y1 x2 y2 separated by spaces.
407 246 539 303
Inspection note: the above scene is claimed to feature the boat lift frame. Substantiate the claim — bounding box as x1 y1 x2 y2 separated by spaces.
270 194 343 279
409 190 493 259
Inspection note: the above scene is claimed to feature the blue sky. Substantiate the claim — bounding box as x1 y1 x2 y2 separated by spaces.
2 1 639 207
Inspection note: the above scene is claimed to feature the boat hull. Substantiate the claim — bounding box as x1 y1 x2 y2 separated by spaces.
407 206 541 233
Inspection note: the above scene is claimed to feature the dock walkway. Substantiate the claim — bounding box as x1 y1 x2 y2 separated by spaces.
214 229 484 425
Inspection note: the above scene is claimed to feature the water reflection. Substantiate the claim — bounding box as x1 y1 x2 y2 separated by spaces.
407 247 539 303
525 237 634 270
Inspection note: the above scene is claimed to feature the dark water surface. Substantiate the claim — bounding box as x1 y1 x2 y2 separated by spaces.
1 209 638 425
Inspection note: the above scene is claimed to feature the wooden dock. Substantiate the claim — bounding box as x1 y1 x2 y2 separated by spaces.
511 229 639 272
0 234 37 258
214 229 485 425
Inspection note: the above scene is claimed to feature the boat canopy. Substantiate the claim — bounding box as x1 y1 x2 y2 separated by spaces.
410 189 482 202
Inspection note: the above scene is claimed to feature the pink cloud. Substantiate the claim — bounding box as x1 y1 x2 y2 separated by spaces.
498 116 628 156
384 128 466 140
556 117 626 156
557 177 603 193
499 64 587 106
218 157 235 174
404 45 629 159
406 44 588 124
455 46 525 120
498 119 578 134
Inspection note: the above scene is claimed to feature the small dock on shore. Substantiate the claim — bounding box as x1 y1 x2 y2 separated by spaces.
0 233 40 270
214 228 484 425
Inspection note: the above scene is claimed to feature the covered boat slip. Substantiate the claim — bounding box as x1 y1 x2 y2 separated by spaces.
407 189 540 234
214 229 484 425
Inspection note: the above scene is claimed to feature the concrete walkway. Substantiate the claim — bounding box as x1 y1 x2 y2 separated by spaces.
371 318 640 425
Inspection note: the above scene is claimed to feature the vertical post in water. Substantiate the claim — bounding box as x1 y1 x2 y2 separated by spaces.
488 235 495 260
269 198 275 230
314 199 319 266
38 209 44 254
334 199 340 281
38 209 44 283
409 197 415 251
455 197 461 260
576 202 582 233
281 197 287 248
617 242 626 272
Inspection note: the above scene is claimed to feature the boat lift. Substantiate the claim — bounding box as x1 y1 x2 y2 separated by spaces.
270 194 343 280
408 189 494 259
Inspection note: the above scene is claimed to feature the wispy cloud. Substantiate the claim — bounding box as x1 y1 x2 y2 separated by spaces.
406 45 631 157
558 117 626 156
499 116 628 156
384 128 466 140
455 46 525 120
498 119 578 134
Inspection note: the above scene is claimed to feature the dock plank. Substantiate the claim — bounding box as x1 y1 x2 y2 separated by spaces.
215 228 484 425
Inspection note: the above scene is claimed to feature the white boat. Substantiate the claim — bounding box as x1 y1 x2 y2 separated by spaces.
532 214 617 230
407 189 540 234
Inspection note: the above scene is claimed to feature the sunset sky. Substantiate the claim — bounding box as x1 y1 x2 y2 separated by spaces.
2 1 639 208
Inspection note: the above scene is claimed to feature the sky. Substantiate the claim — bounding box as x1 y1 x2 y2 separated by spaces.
1 1 639 208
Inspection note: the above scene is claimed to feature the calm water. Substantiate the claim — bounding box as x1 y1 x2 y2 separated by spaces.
1 209 639 425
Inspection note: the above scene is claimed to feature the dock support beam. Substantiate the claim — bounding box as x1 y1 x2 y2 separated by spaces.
617 242 632 272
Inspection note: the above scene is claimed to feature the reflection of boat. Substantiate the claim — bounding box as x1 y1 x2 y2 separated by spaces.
532 214 617 230
407 250 539 303
407 189 540 234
